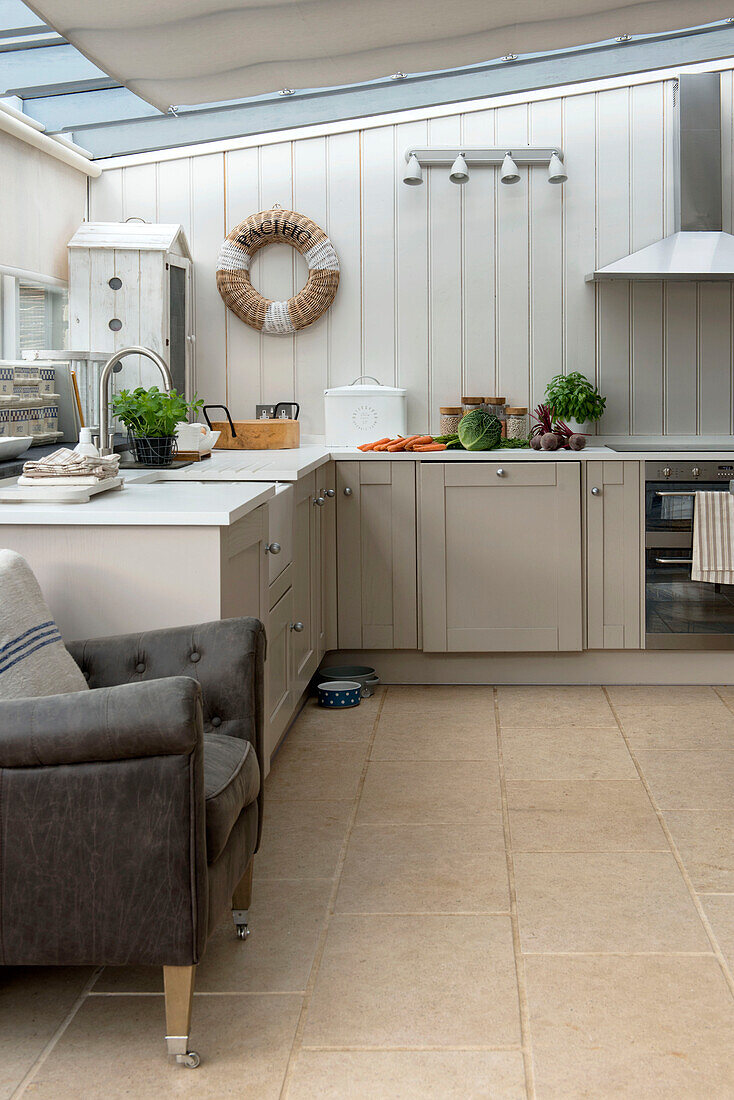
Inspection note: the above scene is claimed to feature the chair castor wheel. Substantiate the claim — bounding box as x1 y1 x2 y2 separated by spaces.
236 923 250 940
178 1051 200 1068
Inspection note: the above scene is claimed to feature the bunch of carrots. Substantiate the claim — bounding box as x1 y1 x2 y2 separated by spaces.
358 435 446 452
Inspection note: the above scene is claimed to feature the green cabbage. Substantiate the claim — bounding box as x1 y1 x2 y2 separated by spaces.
457 410 502 451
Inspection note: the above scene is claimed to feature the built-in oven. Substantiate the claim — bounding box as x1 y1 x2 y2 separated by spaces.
645 460 734 648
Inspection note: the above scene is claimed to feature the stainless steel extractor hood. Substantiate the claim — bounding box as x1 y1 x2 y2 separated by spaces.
589 72 734 281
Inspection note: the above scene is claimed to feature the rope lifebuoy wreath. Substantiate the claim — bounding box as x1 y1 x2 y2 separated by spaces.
216 207 340 335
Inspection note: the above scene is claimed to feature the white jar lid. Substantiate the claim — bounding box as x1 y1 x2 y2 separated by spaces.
324 374 406 397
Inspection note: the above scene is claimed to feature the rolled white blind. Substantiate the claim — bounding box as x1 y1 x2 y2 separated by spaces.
29 0 734 110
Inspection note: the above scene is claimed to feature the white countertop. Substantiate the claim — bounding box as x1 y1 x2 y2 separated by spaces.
142 444 331 482
0 479 275 525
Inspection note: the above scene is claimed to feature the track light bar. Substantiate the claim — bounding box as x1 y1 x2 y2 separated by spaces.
402 146 567 186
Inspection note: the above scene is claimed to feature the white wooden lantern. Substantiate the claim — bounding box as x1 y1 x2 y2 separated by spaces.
67 222 194 399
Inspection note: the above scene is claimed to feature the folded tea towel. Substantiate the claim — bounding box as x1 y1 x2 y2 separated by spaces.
692 491 734 584
22 447 119 481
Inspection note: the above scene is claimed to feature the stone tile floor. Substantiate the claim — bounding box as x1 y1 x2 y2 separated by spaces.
5 684 734 1097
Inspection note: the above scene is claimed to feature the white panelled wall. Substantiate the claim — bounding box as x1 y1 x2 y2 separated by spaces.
90 71 734 438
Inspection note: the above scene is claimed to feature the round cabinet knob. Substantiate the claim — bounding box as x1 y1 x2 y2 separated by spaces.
291 621 304 632
663 466 672 479
322 488 335 498
264 541 281 554
591 486 601 496
496 468 506 477
692 467 701 478
344 487 353 496
313 496 325 506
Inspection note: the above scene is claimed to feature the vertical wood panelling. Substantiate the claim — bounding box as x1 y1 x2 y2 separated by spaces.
427 114 463 428
326 131 362 392
395 119 430 434
529 98 563 408
89 75 734 439
294 137 329 436
361 126 397 386
596 88 631 434
190 153 226 402
224 147 261 418
698 283 732 435
258 142 295 407
562 93 597 383
495 105 530 411
461 109 496 403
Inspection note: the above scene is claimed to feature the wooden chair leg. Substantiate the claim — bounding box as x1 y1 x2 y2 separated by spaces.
232 858 253 939
163 964 199 1067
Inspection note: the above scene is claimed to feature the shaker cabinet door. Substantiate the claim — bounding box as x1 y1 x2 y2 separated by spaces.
420 462 583 652
292 473 319 695
336 461 418 649
585 461 642 649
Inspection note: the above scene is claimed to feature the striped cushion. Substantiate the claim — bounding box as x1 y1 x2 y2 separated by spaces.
0 550 89 700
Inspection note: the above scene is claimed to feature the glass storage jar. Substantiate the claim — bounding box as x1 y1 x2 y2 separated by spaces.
461 397 482 415
506 407 528 439
485 397 507 437
440 406 463 435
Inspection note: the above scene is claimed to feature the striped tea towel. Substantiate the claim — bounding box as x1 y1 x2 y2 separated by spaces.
22 447 120 481
692 491 734 584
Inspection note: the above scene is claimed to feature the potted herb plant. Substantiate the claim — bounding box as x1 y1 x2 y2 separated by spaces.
544 372 606 434
112 386 203 466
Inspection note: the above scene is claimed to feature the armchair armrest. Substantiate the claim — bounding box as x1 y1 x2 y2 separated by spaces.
0 677 201 767
0 677 208 969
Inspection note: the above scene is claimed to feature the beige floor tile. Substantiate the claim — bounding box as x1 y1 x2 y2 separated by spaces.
288 693 383 743
0 966 94 1100
665 810 734 892
715 686 734 709
96 879 331 994
288 1050 527 1099
497 686 615 727
507 780 666 852
614 702 734 750
26 993 301 1099
357 761 501 824
700 896 734 971
606 685 721 705
501 726 637 780
371 713 496 761
381 685 495 713
266 742 367 801
256 799 352 880
335 823 509 914
513 852 710 952
302 913 520 1048
526 954 734 1099
636 750 734 809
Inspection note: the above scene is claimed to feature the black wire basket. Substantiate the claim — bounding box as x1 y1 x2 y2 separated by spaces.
128 433 178 467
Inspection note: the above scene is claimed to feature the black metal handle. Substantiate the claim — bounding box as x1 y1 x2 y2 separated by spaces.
202 404 237 437
273 402 300 421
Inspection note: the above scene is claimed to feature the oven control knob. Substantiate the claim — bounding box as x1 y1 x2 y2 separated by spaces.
692 467 701 478
663 466 672 479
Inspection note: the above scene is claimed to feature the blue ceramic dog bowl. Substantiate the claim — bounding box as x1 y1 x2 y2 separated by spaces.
317 680 362 708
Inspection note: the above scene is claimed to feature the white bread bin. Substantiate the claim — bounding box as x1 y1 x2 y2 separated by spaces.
324 376 407 446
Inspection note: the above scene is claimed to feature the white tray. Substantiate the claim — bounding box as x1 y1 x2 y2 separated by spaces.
0 476 123 504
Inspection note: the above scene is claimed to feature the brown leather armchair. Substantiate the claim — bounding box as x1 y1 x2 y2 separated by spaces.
0 616 266 1068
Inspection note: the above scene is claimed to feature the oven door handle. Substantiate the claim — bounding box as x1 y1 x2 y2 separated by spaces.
654 490 696 498
654 556 694 564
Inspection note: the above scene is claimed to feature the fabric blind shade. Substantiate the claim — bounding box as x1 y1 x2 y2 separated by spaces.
27 1 733 110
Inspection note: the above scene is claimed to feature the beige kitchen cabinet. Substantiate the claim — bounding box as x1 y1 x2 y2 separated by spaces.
291 472 321 697
336 461 418 649
584 461 642 649
316 461 338 654
420 462 583 652
265 584 295 756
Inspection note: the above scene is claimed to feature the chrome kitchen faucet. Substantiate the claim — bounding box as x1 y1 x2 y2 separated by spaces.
97 346 173 455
